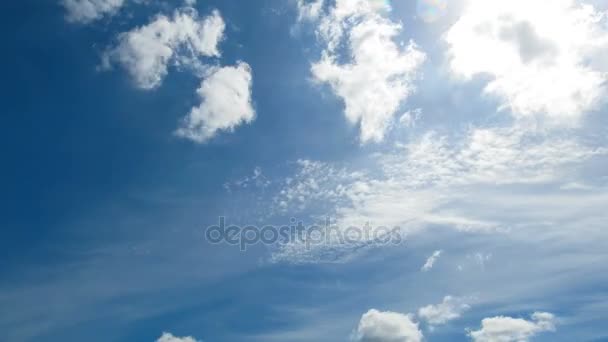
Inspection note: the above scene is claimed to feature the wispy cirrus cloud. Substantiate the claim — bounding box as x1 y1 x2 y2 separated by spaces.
266 124 607 263
421 250 442 272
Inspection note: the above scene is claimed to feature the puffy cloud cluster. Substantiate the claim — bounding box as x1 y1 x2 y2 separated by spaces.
303 0 426 143
103 6 225 89
352 309 423 342
351 308 555 342
445 0 608 126
157 332 199 342
468 312 557 342
176 62 255 143
62 0 125 23
99 3 256 143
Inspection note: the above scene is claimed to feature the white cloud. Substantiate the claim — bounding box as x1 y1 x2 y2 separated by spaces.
384 126 606 187
156 332 199 342
103 6 225 89
296 0 324 22
445 0 608 126
468 312 556 342
559 181 594 191
62 0 125 23
225 166 270 192
418 296 471 326
272 159 366 214
352 309 423 342
399 108 422 128
308 0 426 143
469 252 492 269
176 62 255 143
101 4 253 142
268 125 606 263
421 250 442 271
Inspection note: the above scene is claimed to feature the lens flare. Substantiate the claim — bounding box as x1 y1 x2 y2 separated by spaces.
417 0 447 23
368 0 392 12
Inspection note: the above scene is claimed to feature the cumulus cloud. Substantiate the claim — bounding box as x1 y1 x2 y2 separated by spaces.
176 62 255 143
445 0 608 126
307 0 426 143
103 6 225 89
421 250 442 271
352 309 423 342
62 0 125 23
418 296 471 326
156 332 199 342
468 312 556 342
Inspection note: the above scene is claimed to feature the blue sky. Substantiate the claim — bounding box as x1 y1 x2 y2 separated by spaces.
1 0 608 341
